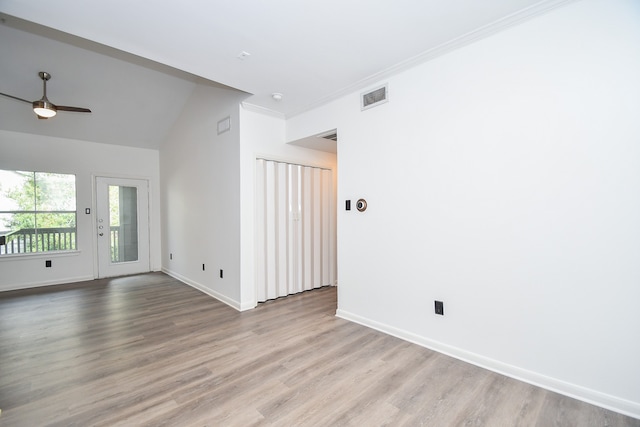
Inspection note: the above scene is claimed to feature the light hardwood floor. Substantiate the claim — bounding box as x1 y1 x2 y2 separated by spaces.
0 272 638 426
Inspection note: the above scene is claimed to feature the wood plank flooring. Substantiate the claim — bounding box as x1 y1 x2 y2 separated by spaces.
0 272 638 426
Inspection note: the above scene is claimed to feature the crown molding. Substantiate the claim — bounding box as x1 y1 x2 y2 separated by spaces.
241 102 286 119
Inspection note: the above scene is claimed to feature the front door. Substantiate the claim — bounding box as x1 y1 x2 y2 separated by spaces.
96 177 150 278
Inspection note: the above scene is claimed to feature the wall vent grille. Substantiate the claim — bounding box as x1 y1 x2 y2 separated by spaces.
361 84 388 111
322 132 338 141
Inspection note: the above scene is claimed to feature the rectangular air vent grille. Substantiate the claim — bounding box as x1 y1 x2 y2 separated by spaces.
361 84 388 111
322 132 338 141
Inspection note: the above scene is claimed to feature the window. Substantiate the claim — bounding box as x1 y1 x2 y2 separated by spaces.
0 170 77 255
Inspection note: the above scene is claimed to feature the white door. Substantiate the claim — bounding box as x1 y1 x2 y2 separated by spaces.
96 177 150 278
256 159 336 302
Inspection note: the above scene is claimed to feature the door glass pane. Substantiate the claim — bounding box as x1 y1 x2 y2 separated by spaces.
109 185 138 263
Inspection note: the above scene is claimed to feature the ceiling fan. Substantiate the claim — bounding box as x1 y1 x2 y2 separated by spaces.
0 71 91 119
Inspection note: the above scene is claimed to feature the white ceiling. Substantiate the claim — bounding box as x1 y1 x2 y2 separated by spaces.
0 0 574 149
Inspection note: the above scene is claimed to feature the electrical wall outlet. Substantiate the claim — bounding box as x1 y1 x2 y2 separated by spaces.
435 300 444 315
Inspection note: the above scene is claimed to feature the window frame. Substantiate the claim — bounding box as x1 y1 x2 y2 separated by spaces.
0 170 78 256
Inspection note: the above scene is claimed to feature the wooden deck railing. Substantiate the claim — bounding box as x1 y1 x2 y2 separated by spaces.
0 227 77 255
1 227 126 261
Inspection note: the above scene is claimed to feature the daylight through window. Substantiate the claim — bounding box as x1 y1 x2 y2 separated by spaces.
0 170 77 255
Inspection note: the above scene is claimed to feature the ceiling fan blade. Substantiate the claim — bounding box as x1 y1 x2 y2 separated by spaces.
56 105 92 113
0 92 33 104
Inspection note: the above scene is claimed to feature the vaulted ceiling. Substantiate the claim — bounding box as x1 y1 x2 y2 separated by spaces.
0 0 574 149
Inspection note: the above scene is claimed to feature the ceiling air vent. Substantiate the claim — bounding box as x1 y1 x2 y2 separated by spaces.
361 84 388 111
322 132 338 141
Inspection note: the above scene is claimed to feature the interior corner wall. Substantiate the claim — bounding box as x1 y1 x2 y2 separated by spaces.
160 84 247 309
239 106 337 310
0 130 161 291
287 0 640 418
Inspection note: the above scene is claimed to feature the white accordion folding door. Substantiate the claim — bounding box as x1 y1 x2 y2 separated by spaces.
256 159 335 302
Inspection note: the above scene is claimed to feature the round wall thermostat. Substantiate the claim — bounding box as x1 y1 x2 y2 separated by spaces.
356 198 367 212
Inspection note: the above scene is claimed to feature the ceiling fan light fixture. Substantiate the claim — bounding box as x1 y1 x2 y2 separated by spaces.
33 98 57 118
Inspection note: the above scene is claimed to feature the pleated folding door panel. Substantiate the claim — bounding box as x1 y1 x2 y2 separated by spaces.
289 164 303 295
256 159 267 302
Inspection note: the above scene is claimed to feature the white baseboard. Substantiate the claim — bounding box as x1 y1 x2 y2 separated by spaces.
336 309 640 420
0 275 94 292
162 268 243 311
239 299 257 312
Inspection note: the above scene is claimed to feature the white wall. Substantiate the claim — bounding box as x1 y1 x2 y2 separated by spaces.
160 98 336 311
287 0 640 417
0 130 161 291
239 106 336 309
160 84 248 308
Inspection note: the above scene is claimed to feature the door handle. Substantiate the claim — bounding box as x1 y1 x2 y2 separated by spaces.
99 233 104 236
